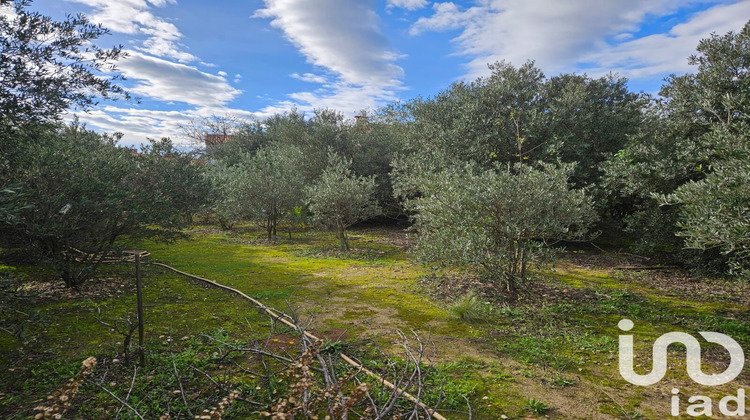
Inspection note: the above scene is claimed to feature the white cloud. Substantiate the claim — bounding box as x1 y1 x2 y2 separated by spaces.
71 107 187 144
68 0 197 63
253 0 405 116
147 0 176 7
290 72 328 83
410 2 484 35
583 1 750 79
71 105 262 146
408 0 748 81
250 80 400 121
613 33 635 42
387 0 429 10
254 0 403 86
52 1 248 146
118 51 241 107
286 82 398 112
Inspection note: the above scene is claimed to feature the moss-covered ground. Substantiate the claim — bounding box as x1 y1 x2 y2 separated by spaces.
1 223 748 419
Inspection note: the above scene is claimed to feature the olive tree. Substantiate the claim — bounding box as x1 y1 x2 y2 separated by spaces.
203 163 244 230
305 152 381 251
1 0 130 209
136 138 212 225
396 61 547 172
0 0 128 126
1 124 209 288
657 124 750 274
541 73 647 189
405 163 596 292
232 144 306 239
603 21 750 267
6 124 133 287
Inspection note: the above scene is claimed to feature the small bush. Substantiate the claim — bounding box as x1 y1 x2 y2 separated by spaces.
526 397 550 414
448 291 483 322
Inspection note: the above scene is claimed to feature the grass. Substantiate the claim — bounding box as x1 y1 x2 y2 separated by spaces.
1 223 748 419
0 267 269 418
526 397 550 414
448 290 483 322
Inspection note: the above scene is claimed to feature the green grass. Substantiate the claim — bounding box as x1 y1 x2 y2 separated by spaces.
526 397 550 414
1 223 749 419
448 290 484 322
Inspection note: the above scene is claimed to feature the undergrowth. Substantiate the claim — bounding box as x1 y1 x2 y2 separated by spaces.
2 224 749 419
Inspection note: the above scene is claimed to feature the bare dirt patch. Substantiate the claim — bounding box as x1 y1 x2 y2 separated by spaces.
355 226 416 249
611 268 750 306
16 276 130 304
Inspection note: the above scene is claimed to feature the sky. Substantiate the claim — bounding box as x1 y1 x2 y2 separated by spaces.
25 0 750 146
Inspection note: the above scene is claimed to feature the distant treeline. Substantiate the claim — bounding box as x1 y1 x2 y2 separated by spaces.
1 0 748 288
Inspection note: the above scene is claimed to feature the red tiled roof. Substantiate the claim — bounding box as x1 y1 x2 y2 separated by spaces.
204 134 234 146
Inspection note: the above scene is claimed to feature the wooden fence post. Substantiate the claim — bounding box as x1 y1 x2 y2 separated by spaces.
135 252 145 366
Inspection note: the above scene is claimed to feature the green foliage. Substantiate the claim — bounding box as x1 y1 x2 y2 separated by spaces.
526 397 550 414
0 123 209 287
0 187 28 226
448 290 483 322
604 21 750 269
137 138 211 225
210 143 306 239
0 0 129 126
345 113 406 214
658 126 750 274
660 22 749 136
407 162 596 291
201 108 405 221
187 116 269 160
396 61 548 172
203 163 244 230
305 152 381 251
391 61 645 188
550 373 575 388
542 73 647 189
600 112 696 254
656 23 750 274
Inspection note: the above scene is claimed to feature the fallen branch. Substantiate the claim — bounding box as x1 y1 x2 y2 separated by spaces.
114 366 138 419
151 261 449 420
613 265 677 270
85 379 145 420
169 339 193 418
189 365 263 407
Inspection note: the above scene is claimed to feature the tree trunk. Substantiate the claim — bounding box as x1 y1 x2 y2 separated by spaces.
337 220 348 252
272 213 277 238
218 217 233 230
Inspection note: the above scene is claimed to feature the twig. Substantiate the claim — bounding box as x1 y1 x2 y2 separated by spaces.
190 365 263 406
598 387 641 419
86 379 145 420
153 261 450 420
200 334 296 364
229 360 263 377
169 339 193 417
463 394 473 420
616 251 651 261
613 265 676 270
114 366 138 419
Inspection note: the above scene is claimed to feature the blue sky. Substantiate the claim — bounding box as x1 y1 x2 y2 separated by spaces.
26 0 750 146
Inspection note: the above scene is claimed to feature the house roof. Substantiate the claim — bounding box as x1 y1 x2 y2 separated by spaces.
204 134 234 146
